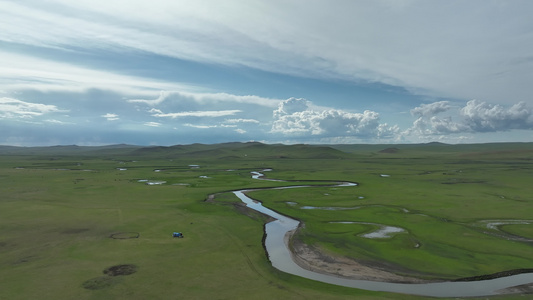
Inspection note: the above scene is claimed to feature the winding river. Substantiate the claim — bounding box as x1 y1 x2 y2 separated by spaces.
232 171 533 297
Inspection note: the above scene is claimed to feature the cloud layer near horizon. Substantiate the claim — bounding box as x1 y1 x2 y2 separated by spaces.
3 90 532 145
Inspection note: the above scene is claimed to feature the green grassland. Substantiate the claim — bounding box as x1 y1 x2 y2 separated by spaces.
0 142 532 299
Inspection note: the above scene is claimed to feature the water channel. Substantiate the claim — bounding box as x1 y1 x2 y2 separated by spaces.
232 171 533 297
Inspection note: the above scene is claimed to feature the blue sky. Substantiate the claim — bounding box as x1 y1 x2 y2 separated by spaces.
2 0 533 146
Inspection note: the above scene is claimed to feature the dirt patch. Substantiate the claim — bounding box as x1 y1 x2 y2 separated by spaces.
12 256 37 265
82 264 138 290
109 232 139 239
205 194 216 202
62 228 89 234
103 264 138 276
82 276 121 290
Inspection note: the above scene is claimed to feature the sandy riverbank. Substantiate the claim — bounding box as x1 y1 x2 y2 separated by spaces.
286 228 435 284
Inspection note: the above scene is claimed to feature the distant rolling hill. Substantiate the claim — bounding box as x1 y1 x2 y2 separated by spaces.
0 142 350 160
329 142 533 156
1 142 532 160
0 144 142 156
128 142 351 159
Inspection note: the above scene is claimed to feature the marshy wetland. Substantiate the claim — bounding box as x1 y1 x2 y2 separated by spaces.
1 142 533 299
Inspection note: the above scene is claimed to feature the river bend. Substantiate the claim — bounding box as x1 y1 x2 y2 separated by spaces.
231 171 533 297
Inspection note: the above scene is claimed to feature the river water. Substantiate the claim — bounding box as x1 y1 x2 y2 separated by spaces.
232 172 533 297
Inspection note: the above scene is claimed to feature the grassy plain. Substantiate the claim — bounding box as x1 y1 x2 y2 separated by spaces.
0 142 532 299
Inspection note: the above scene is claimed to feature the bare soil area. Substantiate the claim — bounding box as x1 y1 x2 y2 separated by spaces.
497 283 533 294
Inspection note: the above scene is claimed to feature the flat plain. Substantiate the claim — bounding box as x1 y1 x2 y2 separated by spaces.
1 142 532 299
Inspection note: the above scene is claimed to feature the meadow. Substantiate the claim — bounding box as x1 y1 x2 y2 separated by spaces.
0 142 532 299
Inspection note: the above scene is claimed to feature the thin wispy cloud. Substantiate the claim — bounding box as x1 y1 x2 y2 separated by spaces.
184 124 217 129
144 122 162 127
129 91 280 108
45 119 72 125
5 1 531 104
1 0 532 145
225 118 260 124
0 97 65 119
101 113 119 121
0 51 196 95
151 110 242 118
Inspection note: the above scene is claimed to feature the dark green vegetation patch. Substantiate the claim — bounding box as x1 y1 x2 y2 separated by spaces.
82 265 137 290
103 264 138 276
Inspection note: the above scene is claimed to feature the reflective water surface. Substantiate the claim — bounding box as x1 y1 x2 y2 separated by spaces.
232 172 533 297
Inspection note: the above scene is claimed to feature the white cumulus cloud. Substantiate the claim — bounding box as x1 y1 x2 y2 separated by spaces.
461 100 533 132
273 97 310 117
271 98 398 139
411 101 451 117
409 100 533 136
